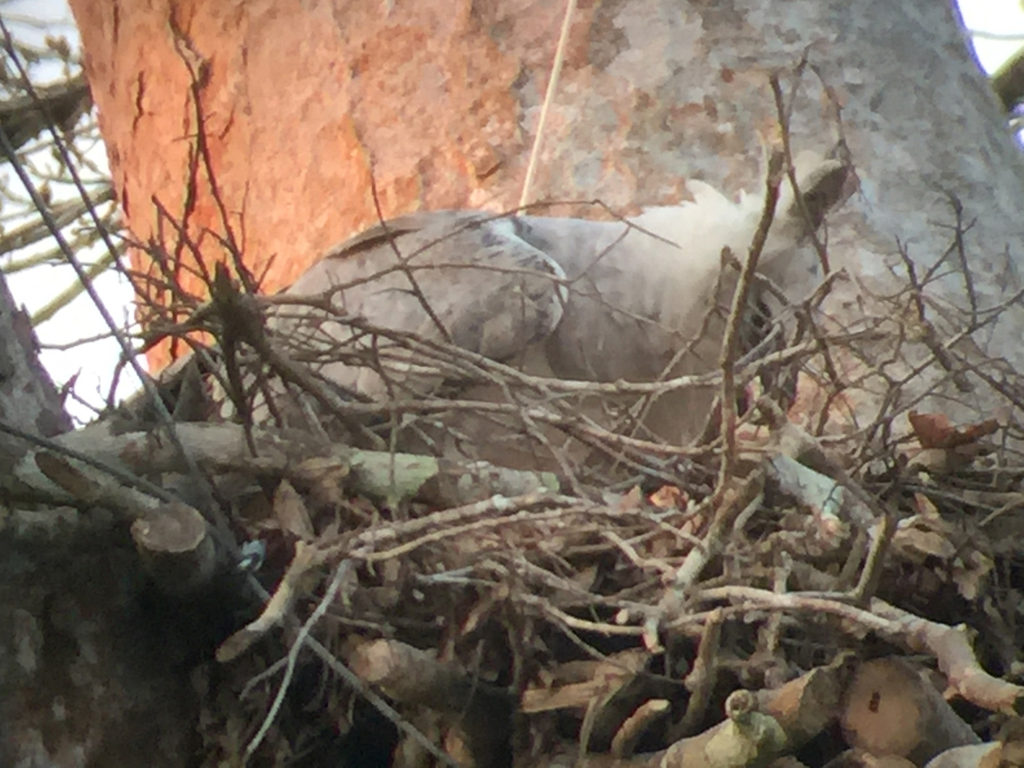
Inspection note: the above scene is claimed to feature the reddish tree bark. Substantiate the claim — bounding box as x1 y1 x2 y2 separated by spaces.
68 0 809 368
67 2 619 365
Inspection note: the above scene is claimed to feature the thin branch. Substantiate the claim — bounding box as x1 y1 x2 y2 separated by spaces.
245 559 353 759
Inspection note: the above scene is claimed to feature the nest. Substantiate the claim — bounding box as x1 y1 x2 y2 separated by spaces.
23 226 1009 768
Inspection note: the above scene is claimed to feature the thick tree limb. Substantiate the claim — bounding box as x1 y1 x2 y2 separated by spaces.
691 587 1024 714
840 658 979 765
346 637 515 768
992 46 1024 111
11 421 559 513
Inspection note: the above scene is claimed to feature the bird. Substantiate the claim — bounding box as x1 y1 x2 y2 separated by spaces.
273 211 570 400
263 150 853 478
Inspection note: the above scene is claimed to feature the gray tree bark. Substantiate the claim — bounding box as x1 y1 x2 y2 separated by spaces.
0 277 70 469
0 271 199 766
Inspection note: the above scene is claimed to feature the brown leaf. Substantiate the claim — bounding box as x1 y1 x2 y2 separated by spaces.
913 492 940 518
649 485 687 510
908 411 998 449
952 549 993 602
272 479 315 541
893 520 956 561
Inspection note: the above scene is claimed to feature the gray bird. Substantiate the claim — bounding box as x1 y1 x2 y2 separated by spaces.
265 151 852 476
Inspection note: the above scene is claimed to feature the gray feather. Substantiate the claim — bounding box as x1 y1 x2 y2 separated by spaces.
269 153 851 455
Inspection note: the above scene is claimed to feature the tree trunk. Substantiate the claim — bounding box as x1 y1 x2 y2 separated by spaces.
0 513 200 768
0 268 201 766
0 277 70 469
68 0 1024 415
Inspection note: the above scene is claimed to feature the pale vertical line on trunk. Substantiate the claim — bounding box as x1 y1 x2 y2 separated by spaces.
519 0 577 210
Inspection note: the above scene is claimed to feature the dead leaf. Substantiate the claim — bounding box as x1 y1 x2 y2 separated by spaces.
913 492 941 518
273 479 315 541
910 445 989 475
649 485 687 510
908 411 998 450
952 550 994 602
893 516 957 562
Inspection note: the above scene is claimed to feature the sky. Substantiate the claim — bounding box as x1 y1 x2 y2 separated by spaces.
958 0 1024 71
1 0 138 418
3 0 1024 423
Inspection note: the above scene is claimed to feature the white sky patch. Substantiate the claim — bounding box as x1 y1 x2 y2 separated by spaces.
957 0 1024 72
2 0 140 422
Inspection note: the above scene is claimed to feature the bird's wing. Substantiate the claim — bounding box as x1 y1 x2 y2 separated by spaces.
269 152 850 450
272 210 566 397
509 152 852 445
516 152 852 383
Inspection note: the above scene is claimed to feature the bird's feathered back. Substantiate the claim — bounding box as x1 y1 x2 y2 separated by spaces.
265 150 852 471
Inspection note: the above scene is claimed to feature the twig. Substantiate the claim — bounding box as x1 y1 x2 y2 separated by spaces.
520 593 647 637
770 72 832 274
30 250 116 325
673 607 724 739
355 506 593 562
941 192 978 321
668 470 765 594
0 185 114 260
849 509 895 606
0 71 90 152
715 146 784 496
366 173 454 345
610 699 670 758
217 542 330 663
168 25 252 292
245 559 352 760
896 241 972 392
261 301 865 398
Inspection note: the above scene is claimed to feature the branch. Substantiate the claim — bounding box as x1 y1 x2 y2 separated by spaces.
0 72 90 153
991 44 1024 111
10 421 560 512
346 637 515 768
692 586 1024 713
